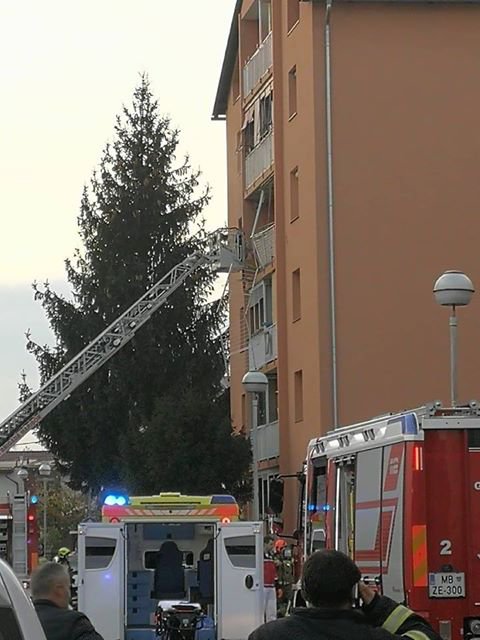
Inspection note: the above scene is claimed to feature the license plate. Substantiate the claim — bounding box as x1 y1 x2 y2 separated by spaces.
428 572 465 598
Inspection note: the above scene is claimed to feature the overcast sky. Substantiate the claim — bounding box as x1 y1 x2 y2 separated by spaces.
0 0 235 427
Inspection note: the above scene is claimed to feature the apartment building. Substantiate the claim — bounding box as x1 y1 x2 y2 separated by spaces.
213 0 480 532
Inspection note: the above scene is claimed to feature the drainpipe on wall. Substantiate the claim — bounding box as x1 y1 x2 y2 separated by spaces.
325 0 338 428
5 472 20 494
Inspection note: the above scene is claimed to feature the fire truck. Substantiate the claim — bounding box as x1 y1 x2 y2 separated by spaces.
0 229 243 580
78 492 264 640
302 401 480 640
0 493 39 584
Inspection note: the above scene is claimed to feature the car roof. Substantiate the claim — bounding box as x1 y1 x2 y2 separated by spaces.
0 559 47 640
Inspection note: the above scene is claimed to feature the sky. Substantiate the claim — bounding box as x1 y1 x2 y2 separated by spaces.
0 0 236 428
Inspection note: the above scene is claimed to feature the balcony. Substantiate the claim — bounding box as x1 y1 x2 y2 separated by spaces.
252 223 275 269
249 323 277 370
243 32 273 98
257 420 279 461
245 131 273 191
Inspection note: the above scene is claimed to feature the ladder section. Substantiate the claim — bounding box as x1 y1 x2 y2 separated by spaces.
0 228 244 455
11 495 27 577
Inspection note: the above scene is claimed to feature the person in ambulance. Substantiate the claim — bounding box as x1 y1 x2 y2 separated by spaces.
249 550 442 640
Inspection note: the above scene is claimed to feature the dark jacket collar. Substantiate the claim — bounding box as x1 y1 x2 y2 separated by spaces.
293 606 368 622
33 599 62 608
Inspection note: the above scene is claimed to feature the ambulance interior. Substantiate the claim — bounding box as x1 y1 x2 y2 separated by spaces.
125 521 217 630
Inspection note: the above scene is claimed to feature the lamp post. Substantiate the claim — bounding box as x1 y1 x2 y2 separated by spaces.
38 463 52 558
433 270 474 407
242 371 268 521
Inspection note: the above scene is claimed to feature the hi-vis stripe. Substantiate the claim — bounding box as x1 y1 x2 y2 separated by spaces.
124 508 219 517
404 631 431 640
382 605 413 633
412 525 428 587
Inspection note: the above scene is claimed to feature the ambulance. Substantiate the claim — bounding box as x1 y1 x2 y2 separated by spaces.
302 402 480 640
77 492 264 640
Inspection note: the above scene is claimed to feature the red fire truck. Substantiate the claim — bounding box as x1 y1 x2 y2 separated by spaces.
302 402 480 640
0 493 39 581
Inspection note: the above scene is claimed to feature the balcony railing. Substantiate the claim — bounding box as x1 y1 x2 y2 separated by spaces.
252 223 275 269
249 323 277 370
257 420 279 461
245 131 273 190
243 32 273 97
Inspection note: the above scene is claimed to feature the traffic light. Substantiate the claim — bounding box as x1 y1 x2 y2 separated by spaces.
27 504 38 541
30 494 39 505
26 503 40 572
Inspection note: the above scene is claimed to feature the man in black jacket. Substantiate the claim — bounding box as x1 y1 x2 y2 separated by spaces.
31 562 104 640
249 550 442 640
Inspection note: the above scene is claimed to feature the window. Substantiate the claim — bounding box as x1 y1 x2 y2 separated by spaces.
294 369 303 422
288 66 297 119
244 113 255 154
249 297 265 334
85 536 116 569
264 277 273 325
268 375 278 423
257 375 278 426
290 167 299 221
259 478 265 516
287 0 300 32
259 0 272 41
308 461 327 553
248 278 273 334
292 268 301 321
268 476 283 514
244 89 273 155
335 462 356 556
224 535 256 568
259 90 273 139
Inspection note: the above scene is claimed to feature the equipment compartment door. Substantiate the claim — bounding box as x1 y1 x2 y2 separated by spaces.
78 523 126 640
216 522 263 640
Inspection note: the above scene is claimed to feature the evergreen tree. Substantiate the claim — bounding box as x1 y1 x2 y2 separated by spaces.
27 76 251 499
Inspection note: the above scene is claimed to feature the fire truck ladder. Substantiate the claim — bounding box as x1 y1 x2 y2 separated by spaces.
0 229 244 456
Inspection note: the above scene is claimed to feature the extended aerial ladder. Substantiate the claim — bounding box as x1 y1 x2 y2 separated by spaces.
0 228 244 456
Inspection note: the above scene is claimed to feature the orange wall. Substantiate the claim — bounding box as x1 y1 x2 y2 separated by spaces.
223 0 480 533
330 3 480 424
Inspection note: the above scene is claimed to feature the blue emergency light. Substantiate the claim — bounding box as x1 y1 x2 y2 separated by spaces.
103 493 129 506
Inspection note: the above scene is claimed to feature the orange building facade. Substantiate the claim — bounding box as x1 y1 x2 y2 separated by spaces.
213 0 480 533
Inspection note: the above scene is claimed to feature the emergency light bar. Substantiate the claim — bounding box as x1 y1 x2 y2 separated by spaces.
102 493 129 506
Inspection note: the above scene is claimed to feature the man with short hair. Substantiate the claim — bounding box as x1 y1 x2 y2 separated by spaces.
249 550 442 640
31 562 104 640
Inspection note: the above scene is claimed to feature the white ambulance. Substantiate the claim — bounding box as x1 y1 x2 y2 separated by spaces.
77 493 265 640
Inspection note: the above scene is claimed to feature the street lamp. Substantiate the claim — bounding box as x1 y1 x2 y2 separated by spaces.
38 463 52 558
16 467 28 481
242 371 268 521
433 270 474 407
